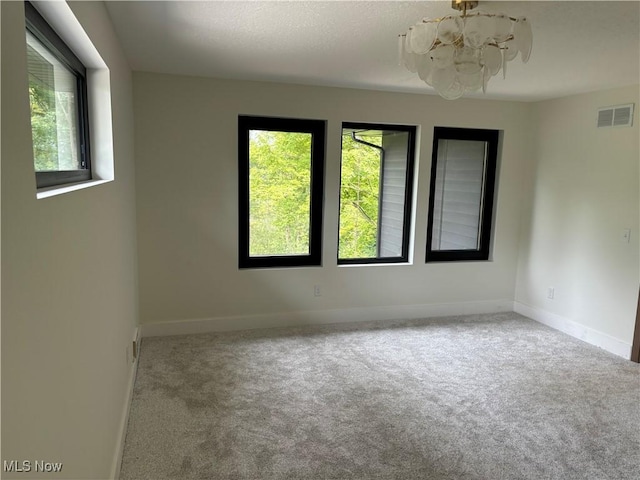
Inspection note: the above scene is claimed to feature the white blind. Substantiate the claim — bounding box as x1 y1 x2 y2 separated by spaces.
432 139 487 251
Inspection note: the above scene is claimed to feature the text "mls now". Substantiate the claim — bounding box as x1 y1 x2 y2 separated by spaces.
3 460 64 473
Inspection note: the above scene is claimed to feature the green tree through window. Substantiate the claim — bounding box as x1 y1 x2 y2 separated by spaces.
249 131 312 256
29 80 58 171
338 133 381 259
247 129 383 260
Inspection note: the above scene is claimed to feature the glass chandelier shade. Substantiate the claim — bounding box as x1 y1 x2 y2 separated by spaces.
399 1 532 99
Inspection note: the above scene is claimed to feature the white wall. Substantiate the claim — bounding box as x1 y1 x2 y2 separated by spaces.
1 2 138 478
133 72 532 332
515 85 640 356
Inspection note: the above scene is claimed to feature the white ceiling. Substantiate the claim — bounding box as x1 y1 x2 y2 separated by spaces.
104 1 640 101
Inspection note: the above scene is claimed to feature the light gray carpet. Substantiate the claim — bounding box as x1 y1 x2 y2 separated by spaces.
120 312 640 480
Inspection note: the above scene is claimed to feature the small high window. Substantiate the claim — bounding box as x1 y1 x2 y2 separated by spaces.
426 127 499 262
238 116 325 269
338 123 416 264
25 1 91 189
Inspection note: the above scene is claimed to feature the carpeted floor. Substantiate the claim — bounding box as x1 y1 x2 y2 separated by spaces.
120 312 640 480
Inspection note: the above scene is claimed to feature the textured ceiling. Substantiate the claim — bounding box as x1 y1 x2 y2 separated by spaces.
104 1 640 101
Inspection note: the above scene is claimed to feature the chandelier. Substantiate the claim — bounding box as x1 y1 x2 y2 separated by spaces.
399 0 532 99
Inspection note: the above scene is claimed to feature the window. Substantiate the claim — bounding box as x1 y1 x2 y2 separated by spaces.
338 123 416 264
238 116 325 269
426 127 499 262
25 1 91 189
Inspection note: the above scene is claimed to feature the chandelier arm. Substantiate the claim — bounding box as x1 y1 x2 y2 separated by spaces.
399 13 522 36
419 13 520 24
397 34 515 49
459 12 520 21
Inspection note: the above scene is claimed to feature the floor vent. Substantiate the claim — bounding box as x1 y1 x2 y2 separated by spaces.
597 104 634 128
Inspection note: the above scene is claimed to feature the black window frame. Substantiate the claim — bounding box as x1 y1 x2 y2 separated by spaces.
25 1 91 189
426 126 499 263
337 122 417 265
238 115 325 269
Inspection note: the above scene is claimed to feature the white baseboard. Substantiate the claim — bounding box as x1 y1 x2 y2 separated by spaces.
141 299 515 337
514 302 632 359
110 328 140 480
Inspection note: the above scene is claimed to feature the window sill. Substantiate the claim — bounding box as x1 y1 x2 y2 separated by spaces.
338 262 412 268
425 259 495 264
36 178 112 199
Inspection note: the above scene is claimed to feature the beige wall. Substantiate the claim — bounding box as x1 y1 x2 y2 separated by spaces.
516 85 640 344
133 72 532 327
1 2 138 478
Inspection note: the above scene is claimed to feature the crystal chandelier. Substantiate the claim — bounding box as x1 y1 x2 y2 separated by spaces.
399 0 532 99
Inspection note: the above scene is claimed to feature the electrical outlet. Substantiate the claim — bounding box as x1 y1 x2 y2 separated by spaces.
132 328 140 361
547 287 555 300
621 229 631 243
314 285 322 297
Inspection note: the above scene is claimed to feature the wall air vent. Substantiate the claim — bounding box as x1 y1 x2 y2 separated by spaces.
597 104 634 128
